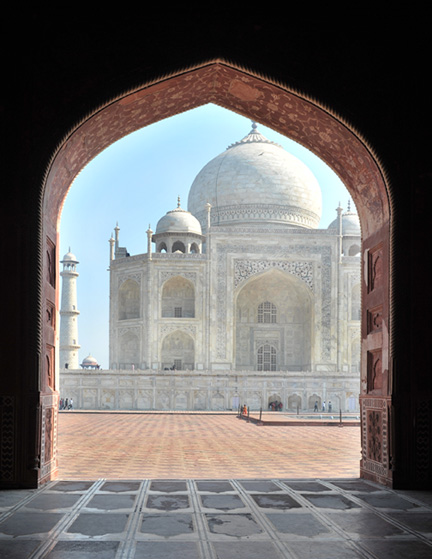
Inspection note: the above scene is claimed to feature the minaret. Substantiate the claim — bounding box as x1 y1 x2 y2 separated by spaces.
59 249 80 369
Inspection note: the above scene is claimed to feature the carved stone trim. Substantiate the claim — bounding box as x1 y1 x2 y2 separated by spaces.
196 203 320 229
159 271 196 286
234 259 314 290
118 326 141 337
117 273 142 287
160 324 196 337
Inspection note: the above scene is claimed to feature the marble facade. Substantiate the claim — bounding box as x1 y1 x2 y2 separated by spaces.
61 125 361 412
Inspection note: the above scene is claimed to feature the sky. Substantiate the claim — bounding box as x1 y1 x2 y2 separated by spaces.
59 103 354 368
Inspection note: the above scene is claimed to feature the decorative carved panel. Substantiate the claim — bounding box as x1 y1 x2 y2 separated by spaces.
367 410 382 462
368 244 383 293
46 344 55 390
360 397 391 484
40 396 58 483
46 237 56 288
46 300 56 329
44 408 54 463
367 305 383 333
367 349 382 393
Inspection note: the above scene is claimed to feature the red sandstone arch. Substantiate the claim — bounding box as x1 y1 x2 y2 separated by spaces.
42 61 392 485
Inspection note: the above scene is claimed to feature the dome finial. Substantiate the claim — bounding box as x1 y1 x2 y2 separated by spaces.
251 120 257 131
177 195 181 208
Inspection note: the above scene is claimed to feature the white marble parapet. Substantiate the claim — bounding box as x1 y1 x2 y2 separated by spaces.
60 369 359 413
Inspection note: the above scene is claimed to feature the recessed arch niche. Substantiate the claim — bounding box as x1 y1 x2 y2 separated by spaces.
235 269 313 371
118 279 140 320
161 330 195 370
161 276 195 318
41 60 391 487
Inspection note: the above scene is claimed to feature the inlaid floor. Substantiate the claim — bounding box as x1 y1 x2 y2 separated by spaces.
1 478 432 558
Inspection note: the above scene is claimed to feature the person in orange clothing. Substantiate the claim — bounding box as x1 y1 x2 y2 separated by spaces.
243 404 247 415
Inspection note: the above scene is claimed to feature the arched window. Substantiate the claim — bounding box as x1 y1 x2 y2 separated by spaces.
172 241 185 253
257 344 277 371
258 301 277 323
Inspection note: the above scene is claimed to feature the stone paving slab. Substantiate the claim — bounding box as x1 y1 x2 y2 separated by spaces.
1 478 432 559
57 413 361 479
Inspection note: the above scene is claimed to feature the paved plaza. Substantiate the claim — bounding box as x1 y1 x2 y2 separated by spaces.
57 412 361 479
1 413 432 558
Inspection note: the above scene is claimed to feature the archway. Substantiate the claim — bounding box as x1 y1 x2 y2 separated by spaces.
40 61 391 487
161 276 195 318
161 330 195 370
235 269 313 371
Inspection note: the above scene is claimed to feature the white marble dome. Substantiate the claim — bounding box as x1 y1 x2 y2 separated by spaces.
328 207 361 235
61 250 78 262
155 200 202 235
187 123 322 229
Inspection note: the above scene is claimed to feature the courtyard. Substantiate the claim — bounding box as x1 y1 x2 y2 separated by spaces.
57 412 361 479
2 413 432 558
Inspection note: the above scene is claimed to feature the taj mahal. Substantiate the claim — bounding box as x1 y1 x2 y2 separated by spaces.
60 123 361 412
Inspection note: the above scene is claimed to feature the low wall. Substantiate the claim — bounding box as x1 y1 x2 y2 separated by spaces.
60 369 360 412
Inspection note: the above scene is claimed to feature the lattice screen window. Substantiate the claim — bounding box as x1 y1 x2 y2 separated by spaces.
258 301 277 323
257 344 277 371
173 359 182 370
174 307 183 318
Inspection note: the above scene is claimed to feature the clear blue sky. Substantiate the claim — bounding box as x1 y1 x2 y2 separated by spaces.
59 103 354 368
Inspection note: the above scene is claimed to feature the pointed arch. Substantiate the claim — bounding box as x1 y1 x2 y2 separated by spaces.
161 275 195 318
37 60 392 487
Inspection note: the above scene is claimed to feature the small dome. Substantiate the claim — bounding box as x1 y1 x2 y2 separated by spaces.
328 206 361 235
155 198 202 235
187 123 322 229
61 249 78 263
81 354 99 368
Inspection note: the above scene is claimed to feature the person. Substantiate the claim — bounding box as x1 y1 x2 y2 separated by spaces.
322 401 326 412
328 401 332 413
69 398 73 410
243 404 247 415
65 398 69 410
314 401 318 412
